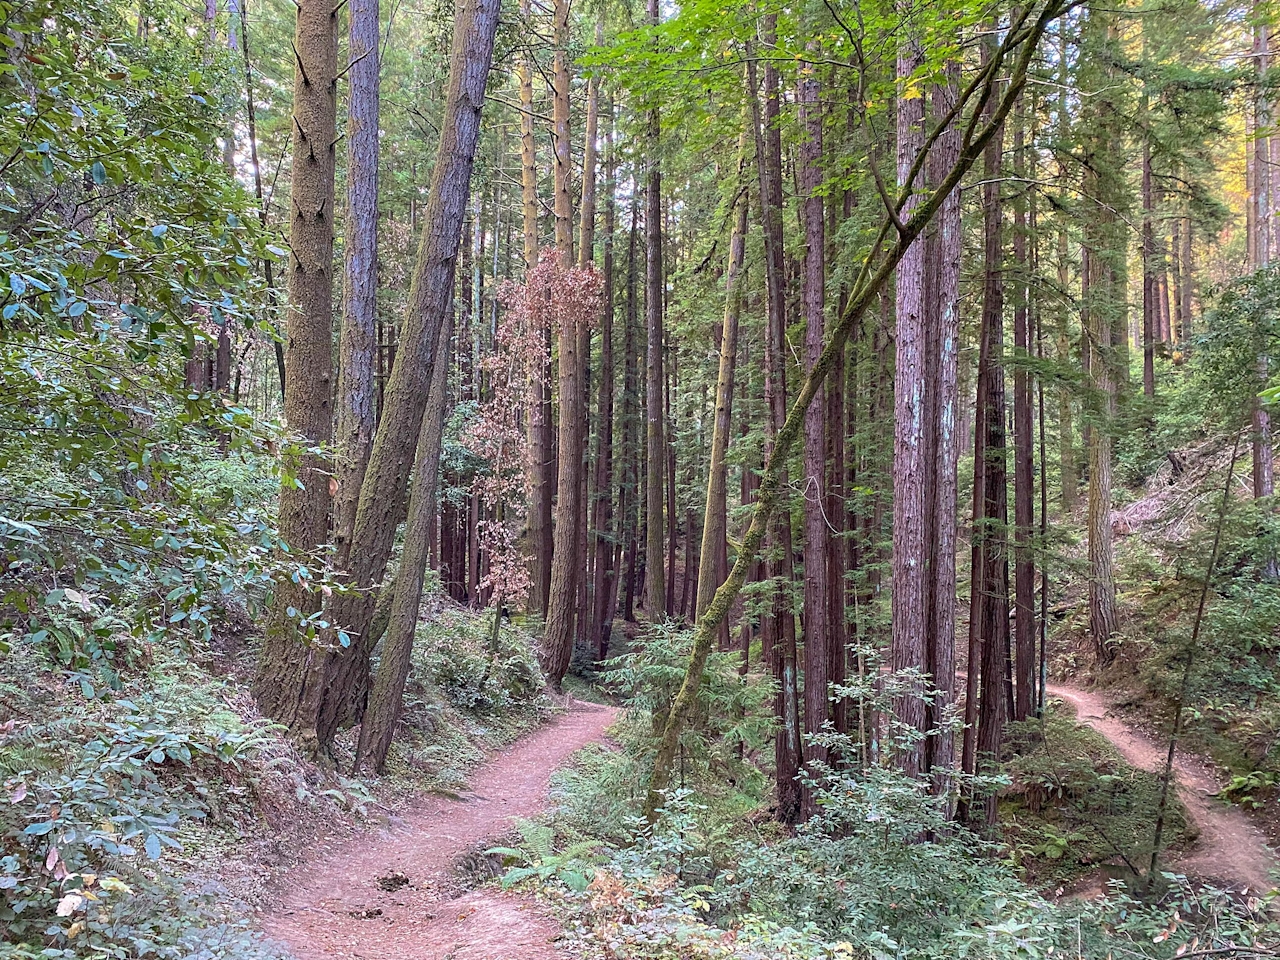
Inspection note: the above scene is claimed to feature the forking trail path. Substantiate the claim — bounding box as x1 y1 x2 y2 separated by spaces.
261 700 617 960
1047 681 1277 893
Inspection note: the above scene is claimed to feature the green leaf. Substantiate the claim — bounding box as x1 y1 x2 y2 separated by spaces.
91 161 107 185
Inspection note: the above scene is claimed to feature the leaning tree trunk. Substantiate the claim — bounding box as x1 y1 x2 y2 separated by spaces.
255 0 338 742
332 0 381 572
313 0 502 749
354 309 453 774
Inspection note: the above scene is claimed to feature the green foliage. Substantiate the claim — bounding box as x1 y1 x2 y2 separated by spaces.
486 820 600 893
1002 708 1189 886
0 670 282 957
605 622 774 782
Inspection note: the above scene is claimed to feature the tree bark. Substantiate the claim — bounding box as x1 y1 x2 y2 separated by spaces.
1012 97 1035 724
354 307 453 774
313 0 502 747
748 34 801 824
891 23 928 778
255 0 338 742
798 38 830 817
643 0 666 619
333 0 380 571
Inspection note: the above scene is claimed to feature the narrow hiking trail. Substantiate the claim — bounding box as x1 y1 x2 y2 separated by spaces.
261 700 617 960
1048 682 1277 893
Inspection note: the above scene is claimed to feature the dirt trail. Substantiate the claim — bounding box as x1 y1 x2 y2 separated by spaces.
1048 682 1276 893
261 700 617 960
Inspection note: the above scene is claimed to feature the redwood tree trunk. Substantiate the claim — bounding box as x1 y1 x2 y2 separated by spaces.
644 0 666 618
798 38 830 818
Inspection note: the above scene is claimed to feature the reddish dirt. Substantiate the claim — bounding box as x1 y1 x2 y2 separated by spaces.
260 700 617 960
1049 682 1277 894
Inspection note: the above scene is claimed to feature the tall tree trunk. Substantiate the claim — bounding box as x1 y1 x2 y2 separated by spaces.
967 68 1009 824
621 196 642 623
541 0 585 687
591 96 618 660
891 22 928 777
255 0 339 742
747 34 801 825
696 140 748 649
1082 1 1124 664
333 0 380 570
1254 12 1275 499
798 38 830 817
925 61 962 790
1012 98 1035 724
520 0 553 617
1140 72 1156 400
354 308 453 773
643 0 666 618
313 0 502 747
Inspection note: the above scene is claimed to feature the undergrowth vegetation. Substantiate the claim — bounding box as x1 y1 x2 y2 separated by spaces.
488 626 1276 960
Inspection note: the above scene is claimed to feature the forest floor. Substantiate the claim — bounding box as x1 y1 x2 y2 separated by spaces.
259 698 617 960
1049 681 1277 894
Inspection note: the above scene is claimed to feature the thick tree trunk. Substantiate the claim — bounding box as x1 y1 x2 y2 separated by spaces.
1082 1 1124 664
1012 99 1035 724
255 0 338 741
798 40 830 818
891 26 928 777
313 0 502 747
969 80 1009 824
333 0 380 571
925 63 962 789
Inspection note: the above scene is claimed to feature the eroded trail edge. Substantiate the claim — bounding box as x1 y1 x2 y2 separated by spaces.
1049 683 1277 893
262 700 617 960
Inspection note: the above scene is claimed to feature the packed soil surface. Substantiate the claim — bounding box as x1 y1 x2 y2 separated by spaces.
260 699 617 960
1049 682 1277 894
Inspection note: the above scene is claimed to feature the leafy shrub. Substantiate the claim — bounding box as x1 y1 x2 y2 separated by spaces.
0 693 280 958
412 607 544 715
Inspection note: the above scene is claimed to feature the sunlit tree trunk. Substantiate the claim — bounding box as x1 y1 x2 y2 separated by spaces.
891 21 928 778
